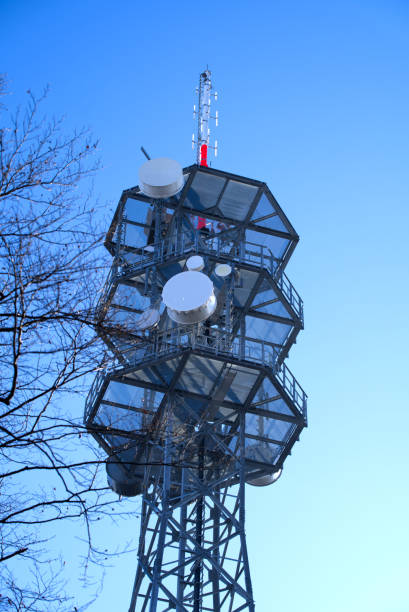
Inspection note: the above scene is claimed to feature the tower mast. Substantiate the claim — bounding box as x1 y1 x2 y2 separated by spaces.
193 69 218 166
84 69 307 612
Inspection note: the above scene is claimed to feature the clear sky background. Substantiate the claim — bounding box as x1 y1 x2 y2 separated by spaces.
2 0 409 610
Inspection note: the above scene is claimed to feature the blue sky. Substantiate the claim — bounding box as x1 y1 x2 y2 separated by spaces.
2 0 409 610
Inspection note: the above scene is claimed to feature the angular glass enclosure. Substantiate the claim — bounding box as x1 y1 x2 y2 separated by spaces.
86 163 306 488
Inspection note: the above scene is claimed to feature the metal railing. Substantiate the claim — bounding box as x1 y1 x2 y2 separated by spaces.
95 262 119 319
84 369 106 422
275 362 307 418
116 327 279 369
85 327 307 420
110 230 303 320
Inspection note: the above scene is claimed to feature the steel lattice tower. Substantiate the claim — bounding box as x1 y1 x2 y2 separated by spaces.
84 70 307 611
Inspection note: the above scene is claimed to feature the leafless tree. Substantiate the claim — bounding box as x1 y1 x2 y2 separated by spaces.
0 77 127 610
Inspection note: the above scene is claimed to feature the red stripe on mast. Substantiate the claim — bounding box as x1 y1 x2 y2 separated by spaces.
200 144 208 167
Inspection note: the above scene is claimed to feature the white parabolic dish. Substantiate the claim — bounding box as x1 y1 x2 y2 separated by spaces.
162 271 217 324
215 263 232 278
138 157 184 199
136 308 160 331
247 469 283 487
186 255 205 271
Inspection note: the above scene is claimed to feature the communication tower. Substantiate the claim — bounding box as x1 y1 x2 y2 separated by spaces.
84 69 307 611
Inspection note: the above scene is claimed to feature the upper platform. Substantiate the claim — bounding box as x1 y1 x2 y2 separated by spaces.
106 164 299 271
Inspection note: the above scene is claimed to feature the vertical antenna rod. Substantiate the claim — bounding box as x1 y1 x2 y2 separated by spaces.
193 69 218 166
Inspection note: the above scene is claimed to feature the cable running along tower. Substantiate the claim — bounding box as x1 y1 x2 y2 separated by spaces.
84 68 307 611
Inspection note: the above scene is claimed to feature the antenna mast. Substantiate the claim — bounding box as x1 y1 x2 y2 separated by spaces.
192 69 218 166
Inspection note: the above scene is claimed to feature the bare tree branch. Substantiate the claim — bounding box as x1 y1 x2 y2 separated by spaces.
0 75 130 610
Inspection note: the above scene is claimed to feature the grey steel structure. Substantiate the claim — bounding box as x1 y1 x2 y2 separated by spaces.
84 163 307 611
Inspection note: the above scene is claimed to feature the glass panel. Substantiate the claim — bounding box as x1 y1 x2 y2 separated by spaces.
184 172 226 211
130 365 167 386
250 193 288 232
246 315 292 346
159 260 187 282
245 229 290 260
111 284 147 311
97 403 144 432
124 197 151 225
251 277 277 308
104 381 163 409
242 240 271 267
245 413 294 443
246 315 272 342
245 437 282 465
250 299 289 319
250 275 292 318
233 269 260 308
125 271 163 291
121 252 144 265
225 365 259 403
154 357 183 385
227 433 239 455
123 223 148 249
124 367 165 387
251 378 293 416
105 306 142 329
121 206 175 249
174 395 208 422
265 235 291 260
218 180 258 221
187 215 216 233
106 336 146 360
103 284 150 336
114 445 145 474
176 355 224 395
101 432 131 450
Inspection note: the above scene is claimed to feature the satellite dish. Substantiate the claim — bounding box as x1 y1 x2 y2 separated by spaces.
106 446 163 497
186 255 205 271
138 157 184 198
135 308 160 331
215 263 232 278
162 271 217 324
106 454 144 497
247 469 282 487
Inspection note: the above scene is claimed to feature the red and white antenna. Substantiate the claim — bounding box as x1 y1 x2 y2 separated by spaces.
192 69 218 166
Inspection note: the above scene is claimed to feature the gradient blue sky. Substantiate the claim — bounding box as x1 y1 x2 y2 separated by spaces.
2 1 409 610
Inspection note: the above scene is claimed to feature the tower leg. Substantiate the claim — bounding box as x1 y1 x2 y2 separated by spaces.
129 417 255 611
